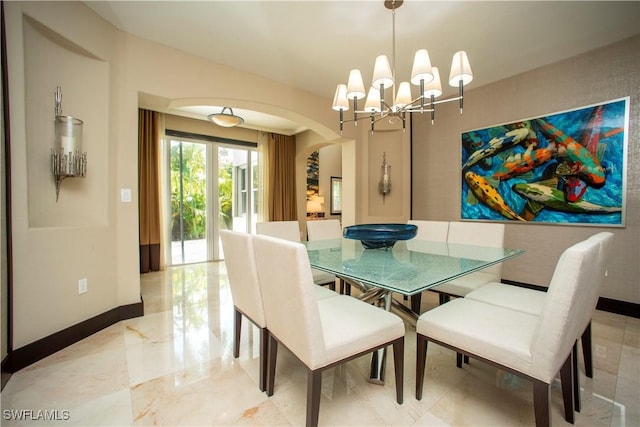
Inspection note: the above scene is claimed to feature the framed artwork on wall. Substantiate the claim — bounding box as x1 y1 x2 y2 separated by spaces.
460 97 629 226
330 176 342 215
306 151 319 199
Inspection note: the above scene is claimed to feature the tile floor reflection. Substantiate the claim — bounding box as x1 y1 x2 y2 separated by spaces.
2 261 638 426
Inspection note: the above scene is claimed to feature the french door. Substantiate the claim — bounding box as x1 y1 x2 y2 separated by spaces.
165 134 259 265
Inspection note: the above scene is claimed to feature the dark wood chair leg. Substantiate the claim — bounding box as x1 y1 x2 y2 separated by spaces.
573 341 581 413
582 321 593 378
306 370 322 427
415 335 428 400
259 327 268 392
533 379 551 427
392 337 404 404
411 293 422 314
233 307 242 359
463 355 469 364
439 293 450 305
456 352 463 368
339 279 351 295
328 281 336 291
560 352 575 423
266 334 278 396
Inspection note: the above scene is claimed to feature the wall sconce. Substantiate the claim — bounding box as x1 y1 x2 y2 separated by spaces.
306 195 325 218
379 152 391 202
51 86 86 201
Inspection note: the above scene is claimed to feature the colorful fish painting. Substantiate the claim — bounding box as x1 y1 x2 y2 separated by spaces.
459 98 627 225
464 171 526 221
512 182 621 214
534 118 606 188
462 128 529 171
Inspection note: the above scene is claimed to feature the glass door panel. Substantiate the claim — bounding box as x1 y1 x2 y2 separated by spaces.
170 140 207 264
217 146 258 256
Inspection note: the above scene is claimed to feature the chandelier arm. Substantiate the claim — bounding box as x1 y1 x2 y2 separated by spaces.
402 95 463 111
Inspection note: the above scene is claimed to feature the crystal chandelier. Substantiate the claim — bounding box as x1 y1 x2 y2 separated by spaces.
332 0 473 133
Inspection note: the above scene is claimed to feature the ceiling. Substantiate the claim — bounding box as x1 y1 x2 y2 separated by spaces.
85 1 640 134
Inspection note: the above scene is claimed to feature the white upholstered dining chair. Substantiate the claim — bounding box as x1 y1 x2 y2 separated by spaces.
306 218 342 240
306 219 352 295
257 220 337 291
406 220 450 313
221 229 338 393
464 231 614 412
252 234 405 427
407 219 449 242
431 221 505 304
416 235 607 427
219 230 268 391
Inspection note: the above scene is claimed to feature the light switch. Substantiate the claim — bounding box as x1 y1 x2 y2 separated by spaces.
121 188 132 203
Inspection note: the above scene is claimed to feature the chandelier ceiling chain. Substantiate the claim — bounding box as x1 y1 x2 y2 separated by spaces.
332 0 474 134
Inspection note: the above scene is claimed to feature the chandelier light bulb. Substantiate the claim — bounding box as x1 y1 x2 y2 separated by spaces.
332 84 349 111
449 50 474 87
423 67 443 98
372 55 394 89
346 69 366 100
394 82 413 109
411 49 434 85
363 87 382 113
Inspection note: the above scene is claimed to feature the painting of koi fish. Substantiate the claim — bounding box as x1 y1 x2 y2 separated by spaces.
493 145 555 181
465 171 526 221
512 182 621 214
460 98 628 226
534 118 606 188
462 128 529 171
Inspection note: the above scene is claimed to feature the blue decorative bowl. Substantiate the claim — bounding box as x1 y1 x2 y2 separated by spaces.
343 223 418 250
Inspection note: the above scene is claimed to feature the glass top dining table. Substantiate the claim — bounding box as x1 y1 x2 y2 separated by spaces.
305 237 524 297
304 237 524 385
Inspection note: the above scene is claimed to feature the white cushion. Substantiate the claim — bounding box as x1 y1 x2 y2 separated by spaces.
256 221 301 242
407 220 449 242
434 222 506 295
417 298 537 376
318 295 405 369
312 268 336 286
431 271 498 297
314 285 338 300
307 219 342 240
465 282 546 316
447 221 505 247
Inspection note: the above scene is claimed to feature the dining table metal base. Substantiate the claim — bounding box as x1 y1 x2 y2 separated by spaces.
346 278 418 385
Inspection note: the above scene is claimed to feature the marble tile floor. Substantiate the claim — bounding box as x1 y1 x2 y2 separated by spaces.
1 261 638 426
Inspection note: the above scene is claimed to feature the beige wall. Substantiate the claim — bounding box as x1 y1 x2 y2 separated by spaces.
412 35 640 303
4 1 351 349
6 2 120 348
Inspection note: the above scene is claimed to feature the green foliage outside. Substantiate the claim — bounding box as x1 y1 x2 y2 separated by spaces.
170 142 233 240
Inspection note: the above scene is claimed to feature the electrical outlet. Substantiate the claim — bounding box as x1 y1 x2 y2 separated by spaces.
78 278 88 294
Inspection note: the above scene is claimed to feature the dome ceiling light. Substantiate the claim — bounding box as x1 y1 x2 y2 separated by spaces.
208 107 245 127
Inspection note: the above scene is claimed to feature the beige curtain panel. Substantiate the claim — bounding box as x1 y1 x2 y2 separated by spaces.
267 133 297 221
138 109 161 273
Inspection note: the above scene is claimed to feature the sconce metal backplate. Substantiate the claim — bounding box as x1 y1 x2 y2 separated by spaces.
51 87 86 201
379 152 391 201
